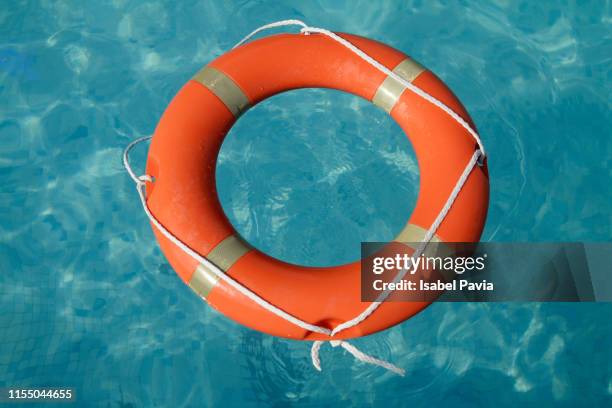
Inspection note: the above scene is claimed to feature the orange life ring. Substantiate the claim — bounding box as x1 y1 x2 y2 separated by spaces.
144 33 489 341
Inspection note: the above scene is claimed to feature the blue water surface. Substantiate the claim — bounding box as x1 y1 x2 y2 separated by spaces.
1 1 611 407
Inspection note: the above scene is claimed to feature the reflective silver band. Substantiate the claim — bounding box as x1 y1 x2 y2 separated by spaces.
394 223 454 257
372 58 426 113
206 235 252 271
188 235 251 299
394 223 455 281
189 263 220 300
395 222 442 244
192 66 250 117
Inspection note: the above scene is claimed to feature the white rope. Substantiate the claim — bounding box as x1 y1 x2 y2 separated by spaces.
123 20 486 376
330 149 482 335
122 135 153 184
233 19 308 49
234 20 486 157
137 181 332 336
311 340 405 376
124 137 331 337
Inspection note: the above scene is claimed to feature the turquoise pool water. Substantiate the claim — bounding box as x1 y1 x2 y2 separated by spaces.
1 1 611 406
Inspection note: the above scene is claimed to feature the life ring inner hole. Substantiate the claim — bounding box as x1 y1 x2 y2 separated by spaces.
215 87 420 268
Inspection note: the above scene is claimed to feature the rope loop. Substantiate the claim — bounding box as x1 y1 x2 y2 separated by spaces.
138 175 153 185
311 340 405 376
122 135 152 185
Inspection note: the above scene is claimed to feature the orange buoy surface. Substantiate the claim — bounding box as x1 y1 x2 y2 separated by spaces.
144 33 489 340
